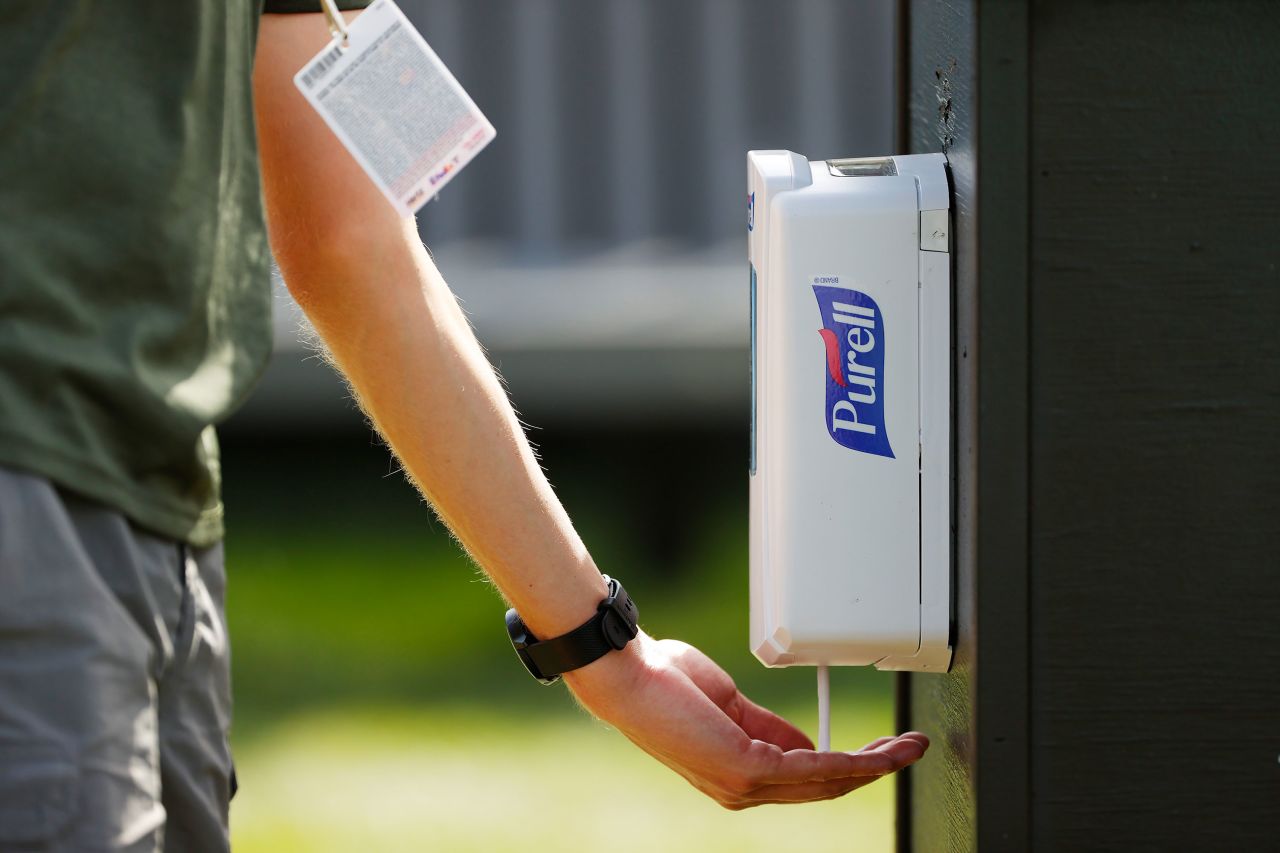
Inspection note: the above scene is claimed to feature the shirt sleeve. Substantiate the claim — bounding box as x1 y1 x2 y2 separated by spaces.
263 0 373 13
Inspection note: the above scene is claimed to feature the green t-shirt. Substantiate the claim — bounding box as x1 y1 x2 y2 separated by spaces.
0 1 368 546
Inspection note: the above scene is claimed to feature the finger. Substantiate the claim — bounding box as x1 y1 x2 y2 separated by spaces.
862 733 930 756
738 773 889 807
864 736 929 766
754 735 926 785
856 735 898 753
728 739 928 808
734 697 815 752
895 731 931 750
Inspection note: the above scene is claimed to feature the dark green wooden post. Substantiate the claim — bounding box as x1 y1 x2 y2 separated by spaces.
896 2 1280 850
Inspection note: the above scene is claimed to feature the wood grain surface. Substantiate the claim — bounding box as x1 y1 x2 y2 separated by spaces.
1027 2 1280 850
899 1 1031 850
899 1 1279 850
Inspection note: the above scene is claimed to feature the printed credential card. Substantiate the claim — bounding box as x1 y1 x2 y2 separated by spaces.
294 0 496 216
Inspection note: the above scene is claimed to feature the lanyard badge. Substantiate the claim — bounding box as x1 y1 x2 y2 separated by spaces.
294 0 496 216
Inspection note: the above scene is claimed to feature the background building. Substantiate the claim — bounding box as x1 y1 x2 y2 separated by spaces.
235 0 897 429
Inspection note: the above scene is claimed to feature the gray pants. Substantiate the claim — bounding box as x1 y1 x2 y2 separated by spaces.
0 466 233 852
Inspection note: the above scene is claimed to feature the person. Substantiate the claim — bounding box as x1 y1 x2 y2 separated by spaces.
0 3 929 849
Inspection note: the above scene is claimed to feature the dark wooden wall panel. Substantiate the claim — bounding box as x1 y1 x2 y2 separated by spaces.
901 0 1280 850
900 5 976 852
1028 2 1280 850
900 1 1032 851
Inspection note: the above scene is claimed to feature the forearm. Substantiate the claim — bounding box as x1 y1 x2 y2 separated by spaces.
254 14 927 804
277 224 606 639
253 10 608 641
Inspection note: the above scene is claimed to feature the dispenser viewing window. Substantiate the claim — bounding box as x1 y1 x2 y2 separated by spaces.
748 150 953 674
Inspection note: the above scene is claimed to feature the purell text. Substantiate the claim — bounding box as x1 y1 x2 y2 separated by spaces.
813 283 894 458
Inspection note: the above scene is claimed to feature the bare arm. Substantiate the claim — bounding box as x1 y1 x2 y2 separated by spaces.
253 12 926 808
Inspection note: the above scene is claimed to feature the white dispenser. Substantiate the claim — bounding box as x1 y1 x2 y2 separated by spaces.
748 150 952 674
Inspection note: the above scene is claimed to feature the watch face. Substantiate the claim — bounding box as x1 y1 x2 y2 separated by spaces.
505 608 560 685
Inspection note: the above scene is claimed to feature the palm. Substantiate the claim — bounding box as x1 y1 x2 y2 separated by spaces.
565 634 929 809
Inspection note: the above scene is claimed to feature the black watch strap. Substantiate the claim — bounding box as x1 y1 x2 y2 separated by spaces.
506 575 639 684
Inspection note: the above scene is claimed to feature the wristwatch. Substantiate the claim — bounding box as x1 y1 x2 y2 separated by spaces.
505 575 639 685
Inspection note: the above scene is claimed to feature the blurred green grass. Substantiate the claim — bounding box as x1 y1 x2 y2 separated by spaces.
221 428 896 851
229 704 895 852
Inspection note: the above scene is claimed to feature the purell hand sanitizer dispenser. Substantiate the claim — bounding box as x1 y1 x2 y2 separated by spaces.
748 151 953 689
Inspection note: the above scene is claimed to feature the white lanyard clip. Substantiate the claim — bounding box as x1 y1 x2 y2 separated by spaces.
320 0 350 49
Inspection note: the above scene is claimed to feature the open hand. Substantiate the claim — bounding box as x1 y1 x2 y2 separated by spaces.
562 632 929 809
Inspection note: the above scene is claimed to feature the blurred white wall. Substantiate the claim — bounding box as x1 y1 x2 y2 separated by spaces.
235 0 897 430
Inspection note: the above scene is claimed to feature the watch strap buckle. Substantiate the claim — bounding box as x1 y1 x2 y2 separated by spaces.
598 575 639 650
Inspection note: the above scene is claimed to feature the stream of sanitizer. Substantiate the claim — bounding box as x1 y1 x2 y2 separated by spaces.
817 664 831 752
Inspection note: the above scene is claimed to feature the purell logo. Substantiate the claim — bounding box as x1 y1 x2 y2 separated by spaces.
813 281 894 458
429 161 457 186
747 191 755 232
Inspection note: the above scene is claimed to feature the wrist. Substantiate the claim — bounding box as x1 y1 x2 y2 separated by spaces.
562 630 650 699
506 574 640 685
